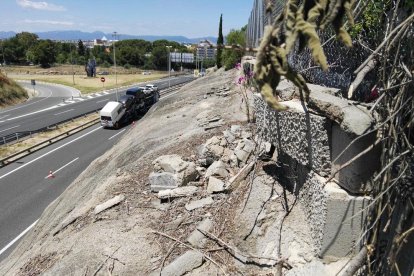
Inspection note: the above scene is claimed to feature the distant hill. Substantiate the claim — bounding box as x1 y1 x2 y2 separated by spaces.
0 30 217 44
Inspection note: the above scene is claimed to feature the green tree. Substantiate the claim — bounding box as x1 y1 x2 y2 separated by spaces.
216 14 224 68
222 27 246 70
31 40 57 68
151 46 169 69
77 39 85 56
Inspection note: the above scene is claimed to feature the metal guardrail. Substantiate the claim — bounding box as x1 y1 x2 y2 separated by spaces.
0 110 100 146
0 78 194 146
0 117 99 167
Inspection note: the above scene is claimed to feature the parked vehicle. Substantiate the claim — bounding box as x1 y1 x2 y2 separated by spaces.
145 84 158 92
100 101 125 129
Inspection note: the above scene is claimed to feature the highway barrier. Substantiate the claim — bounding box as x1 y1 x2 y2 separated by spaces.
0 117 99 167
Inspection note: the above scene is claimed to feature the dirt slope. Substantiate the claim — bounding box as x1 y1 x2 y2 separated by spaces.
0 68 247 275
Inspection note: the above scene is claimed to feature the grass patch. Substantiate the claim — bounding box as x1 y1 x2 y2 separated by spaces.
5 65 168 94
0 71 28 107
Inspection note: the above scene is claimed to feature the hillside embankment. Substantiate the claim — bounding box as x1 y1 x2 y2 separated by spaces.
0 68 347 275
0 71 28 107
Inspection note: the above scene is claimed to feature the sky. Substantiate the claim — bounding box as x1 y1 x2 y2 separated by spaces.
1 0 253 38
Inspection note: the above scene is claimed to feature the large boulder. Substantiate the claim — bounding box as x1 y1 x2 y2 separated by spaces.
150 155 198 191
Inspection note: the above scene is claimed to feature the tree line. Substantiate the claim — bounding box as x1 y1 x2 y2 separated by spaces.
0 27 246 70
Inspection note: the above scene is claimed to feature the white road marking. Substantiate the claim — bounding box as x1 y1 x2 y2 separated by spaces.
87 96 93 99
108 129 126 140
1 105 58 123
53 109 74 116
0 126 102 181
0 220 38 256
44 157 79 179
0 115 10 120
161 90 181 100
0 125 20 133
96 99 109 104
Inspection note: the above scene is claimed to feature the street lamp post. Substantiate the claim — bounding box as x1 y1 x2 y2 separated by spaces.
112 32 119 101
166 46 172 88
70 42 75 85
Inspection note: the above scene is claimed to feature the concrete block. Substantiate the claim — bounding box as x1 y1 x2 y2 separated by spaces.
205 160 228 178
255 95 332 176
94 195 125 215
331 124 380 193
321 182 370 261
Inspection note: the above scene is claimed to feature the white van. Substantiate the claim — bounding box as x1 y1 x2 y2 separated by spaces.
100 101 125 129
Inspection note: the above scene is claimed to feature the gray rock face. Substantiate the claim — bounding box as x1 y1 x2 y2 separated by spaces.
207 176 225 194
205 160 229 178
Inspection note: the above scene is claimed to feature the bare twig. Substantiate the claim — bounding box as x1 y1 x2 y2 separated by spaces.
92 247 121 276
354 13 414 74
326 138 382 183
151 230 228 276
340 246 368 276
197 228 291 268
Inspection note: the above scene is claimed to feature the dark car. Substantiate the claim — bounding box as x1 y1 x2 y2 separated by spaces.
118 95 135 109
125 87 146 100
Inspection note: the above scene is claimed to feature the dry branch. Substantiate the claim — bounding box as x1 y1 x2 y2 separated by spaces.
340 246 368 276
151 230 228 276
197 228 291 268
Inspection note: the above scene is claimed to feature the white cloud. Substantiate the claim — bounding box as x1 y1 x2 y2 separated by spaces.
23 19 74 26
16 0 66 11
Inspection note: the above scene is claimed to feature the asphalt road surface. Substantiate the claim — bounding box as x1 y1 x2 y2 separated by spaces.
0 75 193 140
0 123 127 261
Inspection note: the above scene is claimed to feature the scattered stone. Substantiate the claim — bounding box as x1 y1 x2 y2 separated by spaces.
195 166 206 176
185 197 214 211
207 177 225 194
234 139 255 163
230 125 242 138
221 148 234 164
94 194 125 215
205 160 229 178
198 158 214 167
187 218 213 248
164 215 188 230
150 155 198 191
149 172 179 192
188 181 204 187
158 186 199 199
223 130 236 143
157 250 204 276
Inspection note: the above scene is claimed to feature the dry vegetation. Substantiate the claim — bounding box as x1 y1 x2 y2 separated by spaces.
0 70 28 107
4 65 168 94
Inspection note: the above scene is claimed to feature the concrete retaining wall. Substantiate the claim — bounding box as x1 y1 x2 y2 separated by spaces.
254 83 378 260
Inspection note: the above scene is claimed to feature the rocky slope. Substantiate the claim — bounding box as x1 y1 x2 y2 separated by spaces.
0 68 346 275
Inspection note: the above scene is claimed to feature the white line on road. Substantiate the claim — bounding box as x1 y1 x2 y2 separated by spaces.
96 99 109 104
1 105 58 123
0 115 10 120
44 157 79 179
0 90 53 115
53 109 74 116
0 126 102 181
108 129 126 140
0 219 38 256
0 125 20 133
161 90 181 100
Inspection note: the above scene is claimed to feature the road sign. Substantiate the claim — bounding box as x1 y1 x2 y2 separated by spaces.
100 77 105 83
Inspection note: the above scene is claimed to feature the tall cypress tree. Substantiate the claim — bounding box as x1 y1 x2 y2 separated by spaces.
216 14 223 68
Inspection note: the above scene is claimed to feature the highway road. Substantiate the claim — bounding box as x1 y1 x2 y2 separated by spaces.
0 76 191 261
0 75 193 141
0 122 129 261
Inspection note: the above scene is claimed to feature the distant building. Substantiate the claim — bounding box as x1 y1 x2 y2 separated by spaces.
93 36 111 47
196 40 216 60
